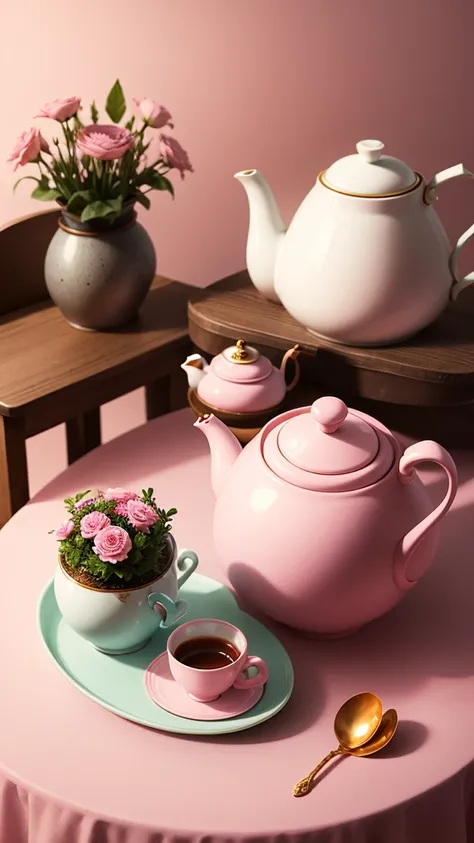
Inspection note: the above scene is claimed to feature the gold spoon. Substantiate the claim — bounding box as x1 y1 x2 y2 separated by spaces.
293 691 382 798
294 708 398 797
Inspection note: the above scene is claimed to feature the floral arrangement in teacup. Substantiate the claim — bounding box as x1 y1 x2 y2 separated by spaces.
8 80 193 226
55 487 177 588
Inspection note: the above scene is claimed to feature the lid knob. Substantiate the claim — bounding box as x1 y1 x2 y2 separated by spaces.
311 397 348 434
231 339 249 361
221 340 261 367
356 139 385 164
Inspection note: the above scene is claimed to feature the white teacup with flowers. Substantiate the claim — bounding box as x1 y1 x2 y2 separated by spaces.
53 487 198 655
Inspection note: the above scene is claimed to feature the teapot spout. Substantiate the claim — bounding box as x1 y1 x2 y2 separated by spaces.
181 354 209 389
234 169 286 303
194 414 242 497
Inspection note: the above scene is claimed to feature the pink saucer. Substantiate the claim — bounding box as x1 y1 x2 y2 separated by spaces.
144 652 264 721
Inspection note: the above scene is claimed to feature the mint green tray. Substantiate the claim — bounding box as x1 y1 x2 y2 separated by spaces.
38 573 294 736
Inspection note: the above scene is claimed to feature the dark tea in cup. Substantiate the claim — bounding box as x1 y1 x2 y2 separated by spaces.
167 619 269 703
174 635 240 670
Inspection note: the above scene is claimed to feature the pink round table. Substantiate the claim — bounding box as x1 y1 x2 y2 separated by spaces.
1 408 474 843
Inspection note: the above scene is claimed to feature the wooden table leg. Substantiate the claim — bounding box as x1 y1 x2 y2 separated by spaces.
66 409 101 465
145 372 188 421
0 415 29 527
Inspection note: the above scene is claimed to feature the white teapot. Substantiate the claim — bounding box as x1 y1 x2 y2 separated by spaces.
235 140 474 346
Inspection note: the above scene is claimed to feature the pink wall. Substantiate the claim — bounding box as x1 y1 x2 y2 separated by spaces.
1 0 474 288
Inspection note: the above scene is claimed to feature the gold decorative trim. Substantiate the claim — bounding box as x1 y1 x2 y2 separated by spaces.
58 534 175 593
231 339 249 361
226 339 260 364
423 185 437 205
318 170 423 199
58 212 137 237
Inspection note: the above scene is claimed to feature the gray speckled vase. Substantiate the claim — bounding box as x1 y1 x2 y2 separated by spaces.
44 203 156 330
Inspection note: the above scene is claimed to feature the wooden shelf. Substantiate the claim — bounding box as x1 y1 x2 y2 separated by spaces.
0 276 196 434
189 271 474 407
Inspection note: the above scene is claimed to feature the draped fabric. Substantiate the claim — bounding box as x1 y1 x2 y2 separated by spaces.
2 765 474 843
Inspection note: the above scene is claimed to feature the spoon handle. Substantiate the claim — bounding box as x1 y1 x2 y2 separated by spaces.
293 747 344 797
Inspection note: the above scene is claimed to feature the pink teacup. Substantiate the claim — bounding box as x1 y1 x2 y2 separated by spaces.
167 618 269 703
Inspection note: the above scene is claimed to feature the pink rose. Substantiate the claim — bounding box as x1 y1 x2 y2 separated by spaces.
7 128 48 171
93 526 132 564
127 499 159 533
114 501 130 517
39 134 50 154
134 98 172 129
76 124 133 161
159 134 193 179
56 520 75 540
104 488 138 502
80 511 111 539
35 97 81 122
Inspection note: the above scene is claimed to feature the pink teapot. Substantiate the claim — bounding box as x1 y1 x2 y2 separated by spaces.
194 397 458 637
181 339 300 415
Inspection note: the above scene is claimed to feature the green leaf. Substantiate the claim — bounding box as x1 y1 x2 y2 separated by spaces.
137 170 174 197
13 175 41 193
106 196 123 214
125 116 135 131
31 185 63 201
90 100 99 124
67 190 95 214
80 197 123 223
110 179 122 197
105 79 126 124
134 191 151 210
155 174 174 197
73 490 91 503
81 154 91 170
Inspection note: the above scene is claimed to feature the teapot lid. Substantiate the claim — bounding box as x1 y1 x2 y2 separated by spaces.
322 140 419 197
262 397 396 492
210 339 273 383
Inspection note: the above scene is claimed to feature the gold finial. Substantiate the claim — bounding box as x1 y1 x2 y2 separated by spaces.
231 339 248 361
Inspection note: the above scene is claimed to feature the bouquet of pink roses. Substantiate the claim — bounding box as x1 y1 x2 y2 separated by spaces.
9 80 193 227
55 487 177 587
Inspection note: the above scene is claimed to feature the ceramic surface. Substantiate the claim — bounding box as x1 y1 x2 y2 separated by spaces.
44 210 156 330
323 139 418 194
235 140 474 345
145 651 264 720
167 618 268 701
38 572 294 736
181 341 299 413
194 396 458 635
53 535 198 654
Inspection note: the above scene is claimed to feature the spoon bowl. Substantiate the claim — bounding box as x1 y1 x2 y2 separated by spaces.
334 691 383 749
293 701 397 797
350 708 398 756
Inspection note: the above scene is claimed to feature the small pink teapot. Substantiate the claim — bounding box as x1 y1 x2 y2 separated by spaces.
194 397 458 637
181 339 300 415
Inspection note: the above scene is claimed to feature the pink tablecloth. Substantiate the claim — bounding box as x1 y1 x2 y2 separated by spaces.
1 409 474 843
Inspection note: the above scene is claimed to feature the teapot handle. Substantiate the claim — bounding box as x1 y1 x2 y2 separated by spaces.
449 222 474 302
280 344 301 392
393 441 457 591
424 164 474 302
